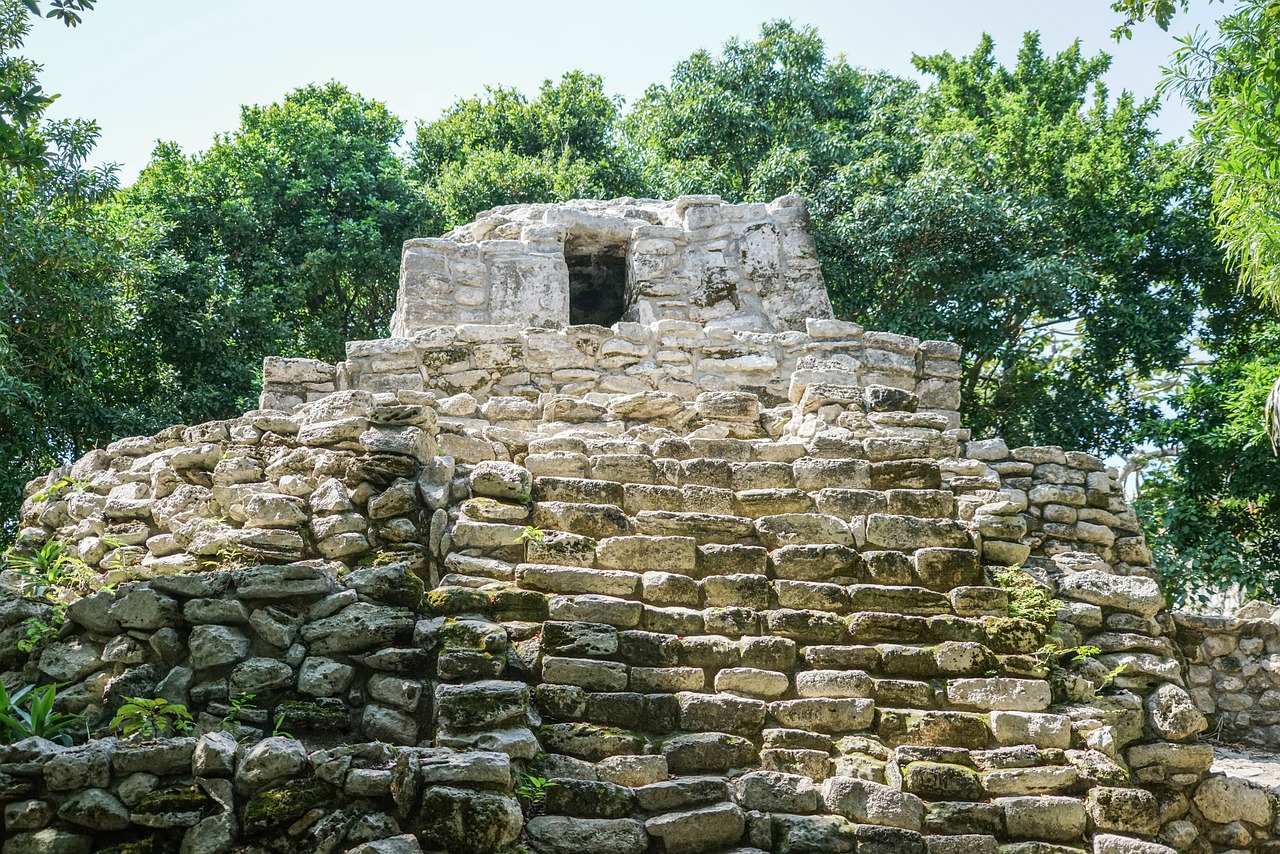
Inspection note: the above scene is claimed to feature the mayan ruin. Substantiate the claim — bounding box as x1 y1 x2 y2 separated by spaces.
0 193 1275 854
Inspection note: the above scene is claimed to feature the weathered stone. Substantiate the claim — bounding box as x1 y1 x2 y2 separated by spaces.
412 787 523 854
1144 682 1207 741
645 803 745 854
189 625 251 670
822 776 925 830
1193 774 1272 826
234 737 308 795
996 796 1086 842
1056 569 1164 618
524 816 647 854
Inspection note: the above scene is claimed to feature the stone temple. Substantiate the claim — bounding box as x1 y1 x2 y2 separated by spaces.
2 196 1278 854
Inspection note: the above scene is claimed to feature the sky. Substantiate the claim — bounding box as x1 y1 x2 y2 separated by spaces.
22 0 1221 184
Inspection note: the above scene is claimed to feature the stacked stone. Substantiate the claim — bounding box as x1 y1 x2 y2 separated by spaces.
258 320 964 432
10 389 440 588
1177 606 1280 748
8 355 1280 850
388 195 830 334
0 733 521 854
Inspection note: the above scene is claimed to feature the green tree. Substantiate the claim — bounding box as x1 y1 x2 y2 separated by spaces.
0 0 164 537
412 71 645 231
121 82 428 423
628 20 919 203
1137 316 1280 606
1115 0 1280 305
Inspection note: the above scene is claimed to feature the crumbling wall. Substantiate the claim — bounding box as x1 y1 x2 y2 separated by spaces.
5 373 1276 854
1175 607 1280 751
389 195 831 335
261 319 963 427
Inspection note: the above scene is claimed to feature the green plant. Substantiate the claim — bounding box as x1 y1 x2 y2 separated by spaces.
111 697 194 739
30 475 87 503
0 682 82 745
17 611 63 653
6 540 95 599
992 567 1059 628
1037 642 1125 700
271 712 293 740
221 693 258 733
516 526 545 545
6 539 101 653
515 773 557 811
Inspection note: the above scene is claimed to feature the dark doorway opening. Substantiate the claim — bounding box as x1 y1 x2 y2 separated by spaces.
566 235 627 327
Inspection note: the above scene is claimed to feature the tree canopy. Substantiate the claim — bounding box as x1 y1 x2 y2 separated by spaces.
631 23 1224 454
119 82 429 423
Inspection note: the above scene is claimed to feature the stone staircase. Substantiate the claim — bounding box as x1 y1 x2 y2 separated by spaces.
410 385 1137 854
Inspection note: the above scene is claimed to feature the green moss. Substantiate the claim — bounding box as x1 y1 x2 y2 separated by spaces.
425 585 492 616
243 778 333 833
275 698 348 730
991 567 1058 628
983 615 1047 654
133 787 211 815
95 840 159 854
489 587 549 619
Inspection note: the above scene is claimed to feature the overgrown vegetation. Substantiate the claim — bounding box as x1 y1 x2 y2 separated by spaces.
992 566 1059 628
4 538 106 652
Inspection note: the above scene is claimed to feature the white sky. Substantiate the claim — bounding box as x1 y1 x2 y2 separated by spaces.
22 0 1219 183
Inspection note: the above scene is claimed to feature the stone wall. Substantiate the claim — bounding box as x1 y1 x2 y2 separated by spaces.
260 318 964 426
5 378 1277 853
1175 605 1280 751
389 196 831 334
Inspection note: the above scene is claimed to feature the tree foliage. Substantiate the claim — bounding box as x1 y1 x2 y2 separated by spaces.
120 82 429 423
1138 317 1280 606
412 71 643 231
1114 0 1280 304
0 0 163 536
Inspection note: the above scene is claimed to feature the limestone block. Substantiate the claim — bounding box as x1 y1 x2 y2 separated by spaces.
524 816 647 854
645 802 746 854
996 795 1086 841
946 678 1051 712
1057 569 1164 618
542 657 628 692
989 711 1071 749
1143 682 1207 740
1192 774 1273 826
822 776 925 830
1085 787 1159 836
715 668 789 698
1092 834 1176 854
794 670 874 699
770 698 874 733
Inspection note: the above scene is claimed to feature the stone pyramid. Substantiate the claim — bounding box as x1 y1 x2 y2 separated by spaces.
1 196 1271 854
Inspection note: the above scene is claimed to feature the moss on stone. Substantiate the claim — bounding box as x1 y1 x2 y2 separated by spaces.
983 615 1047 655
425 585 493 616
96 839 159 854
991 567 1058 628
243 778 333 833
133 786 211 815
276 698 349 730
